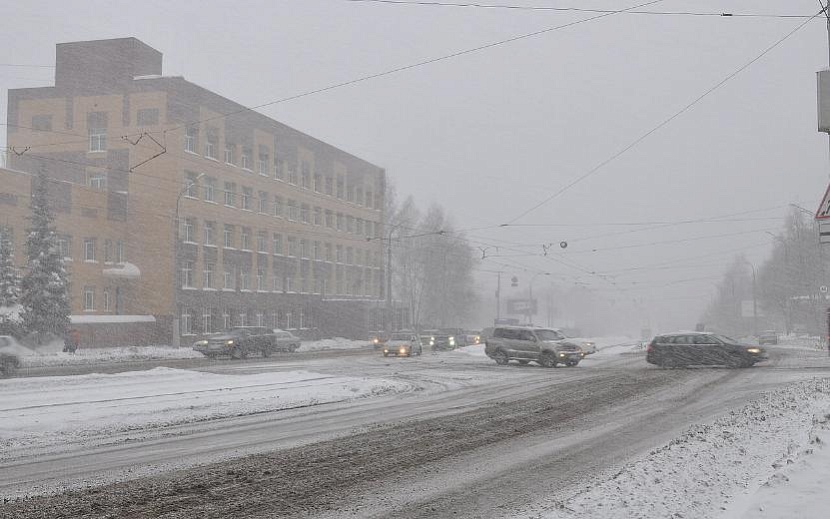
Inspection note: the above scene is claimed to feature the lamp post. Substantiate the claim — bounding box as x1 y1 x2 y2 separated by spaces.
528 272 550 325
172 173 204 347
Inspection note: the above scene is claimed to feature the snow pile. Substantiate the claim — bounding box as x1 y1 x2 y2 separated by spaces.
0 304 22 323
0 367 412 456
298 337 369 352
532 378 830 519
18 345 204 367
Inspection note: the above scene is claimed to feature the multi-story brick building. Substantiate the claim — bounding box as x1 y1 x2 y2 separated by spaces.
3 37 387 345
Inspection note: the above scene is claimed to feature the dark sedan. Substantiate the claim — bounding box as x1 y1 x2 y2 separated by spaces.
646 332 768 368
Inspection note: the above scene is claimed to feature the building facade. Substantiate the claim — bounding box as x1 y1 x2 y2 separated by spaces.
4 37 387 345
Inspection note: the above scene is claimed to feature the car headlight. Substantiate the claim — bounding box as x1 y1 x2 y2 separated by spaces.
449 337 456 345
559 353 566 357
383 348 388 353
226 340 235 345
400 347 406 353
746 347 761 354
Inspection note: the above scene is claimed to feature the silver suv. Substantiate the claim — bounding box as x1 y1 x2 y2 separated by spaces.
484 326 584 368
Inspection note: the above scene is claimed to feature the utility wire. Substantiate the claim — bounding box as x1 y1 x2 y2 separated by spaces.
504 10 823 225
343 0 817 19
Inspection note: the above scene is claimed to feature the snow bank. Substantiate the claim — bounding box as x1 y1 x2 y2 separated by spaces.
298 337 370 352
0 367 412 456
527 378 830 519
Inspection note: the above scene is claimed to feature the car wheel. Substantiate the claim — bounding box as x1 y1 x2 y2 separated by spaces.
539 353 557 368
493 350 509 365
230 346 245 360
518 360 530 365
565 361 578 367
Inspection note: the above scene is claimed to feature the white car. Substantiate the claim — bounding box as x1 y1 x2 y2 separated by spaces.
382 333 423 357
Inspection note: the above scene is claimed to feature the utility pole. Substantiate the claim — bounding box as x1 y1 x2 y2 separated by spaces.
495 271 501 323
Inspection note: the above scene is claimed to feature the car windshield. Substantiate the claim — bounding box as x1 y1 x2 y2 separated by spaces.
711 334 740 345
536 329 566 341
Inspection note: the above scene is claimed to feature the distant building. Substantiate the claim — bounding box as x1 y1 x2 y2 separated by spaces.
4 37 387 345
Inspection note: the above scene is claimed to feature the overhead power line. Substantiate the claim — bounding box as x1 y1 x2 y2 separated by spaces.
343 0 817 19
504 10 823 225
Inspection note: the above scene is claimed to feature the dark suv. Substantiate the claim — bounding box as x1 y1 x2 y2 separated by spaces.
484 326 584 367
193 327 277 359
646 332 768 368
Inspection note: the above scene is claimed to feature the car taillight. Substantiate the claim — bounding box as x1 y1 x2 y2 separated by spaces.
646 341 653 353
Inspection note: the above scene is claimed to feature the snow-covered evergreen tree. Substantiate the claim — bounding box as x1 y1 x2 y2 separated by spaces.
0 231 20 308
20 171 71 338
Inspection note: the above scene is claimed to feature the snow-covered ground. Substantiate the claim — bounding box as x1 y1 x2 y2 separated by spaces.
0 367 411 458
12 337 370 368
516 378 830 519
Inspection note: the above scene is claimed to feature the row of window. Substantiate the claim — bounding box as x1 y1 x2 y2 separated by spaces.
183 128 380 209
56 235 126 264
181 259 378 297
180 307 310 336
181 218 382 267
183 173 381 234
82 285 120 312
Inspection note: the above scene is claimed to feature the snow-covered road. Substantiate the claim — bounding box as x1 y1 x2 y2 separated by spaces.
1 339 829 518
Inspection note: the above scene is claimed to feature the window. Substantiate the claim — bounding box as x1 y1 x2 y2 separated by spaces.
204 177 216 202
287 200 298 221
204 262 214 288
272 275 283 292
273 195 283 217
313 241 321 260
103 289 111 312
241 187 252 210
272 233 283 255
83 286 95 311
239 313 247 327
325 242 333 262
223 311 231 330
301 161 311 189
274 156 285 181
89 127 106 152
225 145 235 165
182 260 194 288
257 269 266 291
240 268 251 290
241 148 252 170
366 190 373 209
183 218 196 243
325 176 334 196
325 210 334 228
224 182 236 206
287 165 297 185
87 172 106 190
258 147 269 176
336 245 343 263
181 309 193 335
136 108 158 126
346 216 354 234
202 309 212 334
223 225 234 248
300 204 310 224
257 312 265 327
286 277 294 293
336 176 345 199
314 207 322 226
185 172 199 198
347 184 355 203
32 114 52 131
116 241 124 263
300 239 308 259
356 188 364 206
258 191 268 213
336 213 344 232
223 265 235 289
240 227 251 250
57 235 72 259
204 221 215 246
314 174 322 193
104 239 112 263
184 127 198 153
257 231 268 253
346 247 354 265
205 137 217 159
288 236 297 257
84 238 96 262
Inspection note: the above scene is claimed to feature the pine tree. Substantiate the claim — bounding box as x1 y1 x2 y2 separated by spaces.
0 231 20 309
20 171 71 339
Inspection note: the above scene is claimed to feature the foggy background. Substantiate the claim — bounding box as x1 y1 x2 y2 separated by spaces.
1 0 828 335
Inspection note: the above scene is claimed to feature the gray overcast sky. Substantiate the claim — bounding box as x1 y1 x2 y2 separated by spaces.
1 0 828 332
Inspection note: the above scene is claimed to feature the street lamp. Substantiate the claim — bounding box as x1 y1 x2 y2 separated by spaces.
172 173 204 347
528 272 550 325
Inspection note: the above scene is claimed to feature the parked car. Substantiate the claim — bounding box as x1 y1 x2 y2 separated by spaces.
382 332 423 357
0 335 25 377
271 329 301 353
193 327 277 359
758 330 779 345
484 326 584 367
646 332 768 368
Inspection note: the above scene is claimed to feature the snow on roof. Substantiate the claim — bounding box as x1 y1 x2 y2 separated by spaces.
102 262 141 280
70 315 156 324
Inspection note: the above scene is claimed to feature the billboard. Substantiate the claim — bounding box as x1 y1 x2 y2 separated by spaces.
506 299 537 315
818 70 830 133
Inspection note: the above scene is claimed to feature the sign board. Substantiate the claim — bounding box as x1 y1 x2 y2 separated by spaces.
819 70 830 133
821 221 830 244
506 299 538 315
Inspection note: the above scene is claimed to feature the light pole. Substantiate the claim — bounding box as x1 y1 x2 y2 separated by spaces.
528 272 550 325
743 260 758 337
172 173 204 347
